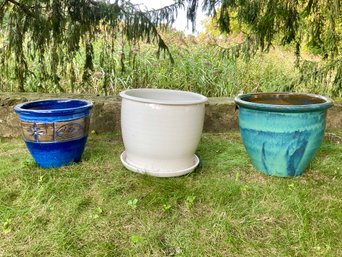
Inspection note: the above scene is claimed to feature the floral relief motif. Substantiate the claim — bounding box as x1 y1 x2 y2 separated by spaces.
21 122 53 142
28 125 46 139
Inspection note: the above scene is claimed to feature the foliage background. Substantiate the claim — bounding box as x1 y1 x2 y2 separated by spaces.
0 0 340 96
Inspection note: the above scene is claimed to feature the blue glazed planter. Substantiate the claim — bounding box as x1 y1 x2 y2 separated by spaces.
235 93 333 177
14 99 93 168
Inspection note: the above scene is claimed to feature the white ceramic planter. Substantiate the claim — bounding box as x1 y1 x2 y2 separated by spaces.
120 88 207 177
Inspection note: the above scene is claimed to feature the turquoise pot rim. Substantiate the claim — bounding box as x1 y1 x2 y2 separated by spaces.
234 92 333 113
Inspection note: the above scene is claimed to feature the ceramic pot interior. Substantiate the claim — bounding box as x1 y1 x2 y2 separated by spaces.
240 93 327 105
19 99 90 111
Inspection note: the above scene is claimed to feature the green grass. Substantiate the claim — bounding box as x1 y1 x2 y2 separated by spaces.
1 131 342 256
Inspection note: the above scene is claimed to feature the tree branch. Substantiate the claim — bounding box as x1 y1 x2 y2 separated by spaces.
7 0 34 16
125 2 175 63
0 0 8 11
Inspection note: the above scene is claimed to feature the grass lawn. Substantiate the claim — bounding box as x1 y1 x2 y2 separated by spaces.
1 131 342 256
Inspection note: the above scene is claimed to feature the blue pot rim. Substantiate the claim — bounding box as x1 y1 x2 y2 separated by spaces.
14 98 93 117
234 92 333 112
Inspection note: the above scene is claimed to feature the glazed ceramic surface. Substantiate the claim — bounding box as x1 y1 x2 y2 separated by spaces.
120 88 207 177
14 99 93 168
235 93 333 177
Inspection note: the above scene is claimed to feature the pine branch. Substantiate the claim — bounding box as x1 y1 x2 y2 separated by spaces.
0 0 8 11
7 0 34 16
144 1 185 26
122 1 175 63
145 1 184 14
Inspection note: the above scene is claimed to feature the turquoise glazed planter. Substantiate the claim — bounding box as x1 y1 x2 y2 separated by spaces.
14 99 93 168
235 93 333 177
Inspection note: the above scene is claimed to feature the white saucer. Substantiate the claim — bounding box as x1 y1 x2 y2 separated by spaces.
120 151 200 177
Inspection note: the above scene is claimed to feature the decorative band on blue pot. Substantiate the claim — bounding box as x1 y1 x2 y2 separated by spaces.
14 99 93 168
234 93 333 177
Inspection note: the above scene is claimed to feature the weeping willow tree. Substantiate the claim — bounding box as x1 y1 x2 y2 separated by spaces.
0 0 341 94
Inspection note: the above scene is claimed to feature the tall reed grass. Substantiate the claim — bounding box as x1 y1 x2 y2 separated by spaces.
0 34 336 97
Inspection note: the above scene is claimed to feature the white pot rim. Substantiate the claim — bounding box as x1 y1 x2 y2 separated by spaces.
120 88 208 105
